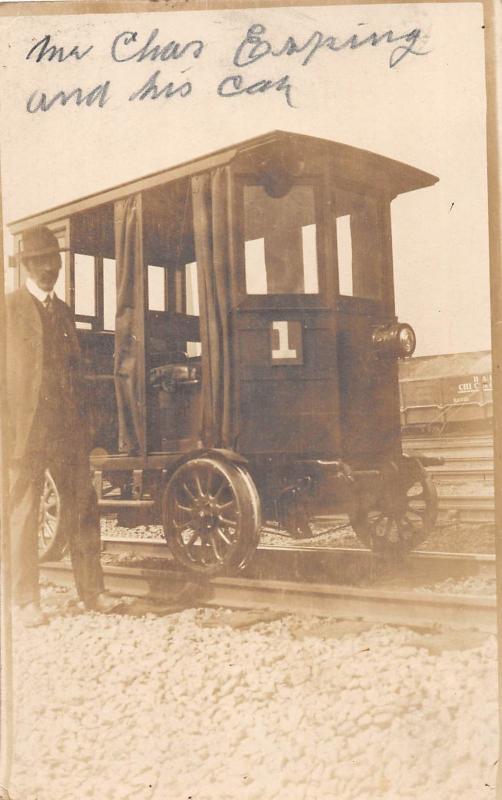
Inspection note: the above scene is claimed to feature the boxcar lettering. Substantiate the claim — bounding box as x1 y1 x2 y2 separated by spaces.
233 23 428 70
129 70 192 101
217 73 295 108
26 34 93 62
111 29 204 63
26 80 110 113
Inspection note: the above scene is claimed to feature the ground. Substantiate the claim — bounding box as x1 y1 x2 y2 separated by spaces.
8 587 499 800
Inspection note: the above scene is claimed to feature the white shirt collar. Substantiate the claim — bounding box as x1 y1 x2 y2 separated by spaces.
26 278 56 304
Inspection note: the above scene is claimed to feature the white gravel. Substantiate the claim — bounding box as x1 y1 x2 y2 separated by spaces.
416 574 496 596
100 518 359 548
101 518 165 542
9 587 498 800
437 481 494 497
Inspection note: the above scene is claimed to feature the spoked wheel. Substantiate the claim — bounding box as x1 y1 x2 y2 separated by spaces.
38 469 67 562
350 461 438 554
162 456 262 576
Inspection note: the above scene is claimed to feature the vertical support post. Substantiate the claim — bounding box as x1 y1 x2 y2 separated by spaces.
485 2 502 797
138 192 148 459
325 154 340 299
379 199 396 316
114 193 148 458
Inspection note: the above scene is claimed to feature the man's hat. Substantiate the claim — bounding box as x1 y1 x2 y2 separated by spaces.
19 226 69 261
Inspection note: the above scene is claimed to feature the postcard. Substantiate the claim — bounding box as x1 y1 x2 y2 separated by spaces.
0 2 498 799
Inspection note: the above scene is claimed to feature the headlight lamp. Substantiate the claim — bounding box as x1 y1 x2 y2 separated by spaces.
372 322 416 358
397 325 416 356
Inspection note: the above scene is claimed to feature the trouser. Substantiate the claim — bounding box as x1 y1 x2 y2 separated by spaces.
9 452 105 607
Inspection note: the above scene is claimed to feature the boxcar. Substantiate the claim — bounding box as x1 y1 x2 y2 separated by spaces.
9 131 441 573
400 351 493 435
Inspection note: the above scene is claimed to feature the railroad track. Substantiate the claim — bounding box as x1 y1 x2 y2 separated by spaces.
99 537 495 581
403 435 495 484
404 434 493 453
313 496 495 524
378 432 495 510
96 494 496 578
437 495 494 522
431 465 493 483
40 547 496 633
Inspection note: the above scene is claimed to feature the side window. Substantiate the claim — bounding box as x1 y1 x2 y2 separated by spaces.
336 215 353 296
54 267 66 301
243 183 320 296
73 253 115 331
103 258 116 331
53 230 68 300
334 189 383 301
142 178 203 450
185 261 199 316
148 264 166 312
71 205 115 331
185 261 201 357
74 253 96 317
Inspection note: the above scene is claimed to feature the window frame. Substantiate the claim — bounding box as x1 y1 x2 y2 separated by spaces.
331 179 393 309
233 173 329 310
71 253 120 333
147 263 168 313
72 252 105 332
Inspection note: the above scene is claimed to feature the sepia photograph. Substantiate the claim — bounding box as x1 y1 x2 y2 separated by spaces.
0 1 499 799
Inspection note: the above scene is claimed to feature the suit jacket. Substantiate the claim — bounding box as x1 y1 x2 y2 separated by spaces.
5 286 89 461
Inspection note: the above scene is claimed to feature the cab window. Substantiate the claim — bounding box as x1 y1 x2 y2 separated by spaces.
243 183 320 296
334 189 383 301
71 205 116 330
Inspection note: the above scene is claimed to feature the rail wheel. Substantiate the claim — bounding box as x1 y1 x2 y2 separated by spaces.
350 460 438 554
38 469 67 562
162 456 262 576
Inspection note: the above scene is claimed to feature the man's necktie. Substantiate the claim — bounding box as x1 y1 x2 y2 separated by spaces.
43 294 54 315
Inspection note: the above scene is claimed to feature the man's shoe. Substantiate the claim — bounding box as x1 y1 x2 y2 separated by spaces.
85 593 123 614
19 602 48 628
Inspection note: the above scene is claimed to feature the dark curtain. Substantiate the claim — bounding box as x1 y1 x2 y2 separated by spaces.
114 194 146 454
191 167 234 448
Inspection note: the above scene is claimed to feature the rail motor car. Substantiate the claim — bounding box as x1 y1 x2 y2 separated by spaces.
9 131 441 573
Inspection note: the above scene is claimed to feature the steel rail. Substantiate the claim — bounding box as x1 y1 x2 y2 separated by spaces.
100 536 495 578
404 434 493 451
431 456 493 465
39 559 496 634
437 495 494 522
308 497 495 523
431 467 494 482
405 440 495 480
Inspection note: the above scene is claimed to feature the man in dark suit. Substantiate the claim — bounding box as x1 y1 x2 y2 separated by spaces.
6 225 121 627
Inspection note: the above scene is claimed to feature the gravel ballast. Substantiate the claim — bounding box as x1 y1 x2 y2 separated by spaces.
10 588 498 800
101 515 497 555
